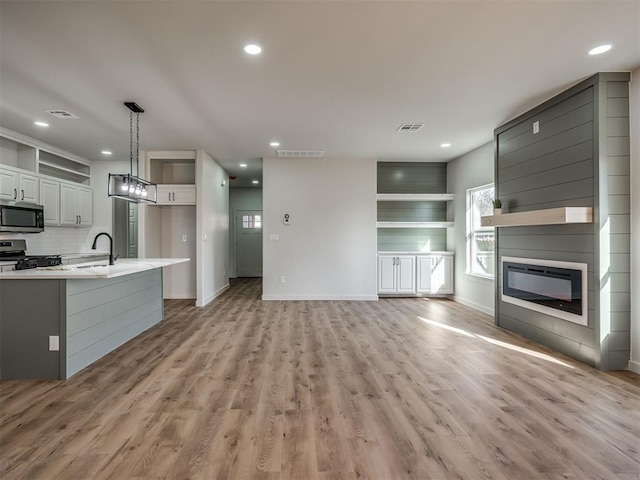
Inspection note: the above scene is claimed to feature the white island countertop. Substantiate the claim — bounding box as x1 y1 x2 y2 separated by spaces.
0 258 189 279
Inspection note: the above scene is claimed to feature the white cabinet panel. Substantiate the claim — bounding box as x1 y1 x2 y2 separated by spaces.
431 255 454 294
416 256 433 294
377 254 416 295
396 255 416 294
0 168 18 200
60 183 78 225
19 173 38 203
77 187 92 225
60 183 92 226
416 254 454 294
378 256 397 294
40 179 60 225
156 184 196 205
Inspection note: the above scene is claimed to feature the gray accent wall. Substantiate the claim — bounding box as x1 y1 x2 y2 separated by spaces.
495 72 631 370
377 162 449 252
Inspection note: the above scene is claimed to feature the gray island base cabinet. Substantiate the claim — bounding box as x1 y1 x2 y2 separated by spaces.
0 259 187 380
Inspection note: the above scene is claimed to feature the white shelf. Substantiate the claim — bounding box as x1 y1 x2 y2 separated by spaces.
377 193 454 202
39 160 91 178
377 221 454 229
481 207 593 227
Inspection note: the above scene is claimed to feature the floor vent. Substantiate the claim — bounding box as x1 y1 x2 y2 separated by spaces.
46 110 79 119
397 123 424 132
277 150 325 158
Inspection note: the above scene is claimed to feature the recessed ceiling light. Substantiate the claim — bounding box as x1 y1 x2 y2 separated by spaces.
244 44 262 55
270 141 280 147
34 121 49 127
102 150 112 156
252 180 259 184
589 44 612 55
239 163 248 168
440 143 451 148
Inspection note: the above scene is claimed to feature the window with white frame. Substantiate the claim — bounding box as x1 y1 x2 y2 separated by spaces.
242 215 262 229
467 184 495 278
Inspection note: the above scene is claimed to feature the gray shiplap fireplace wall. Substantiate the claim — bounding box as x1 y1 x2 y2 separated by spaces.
495 72 631 370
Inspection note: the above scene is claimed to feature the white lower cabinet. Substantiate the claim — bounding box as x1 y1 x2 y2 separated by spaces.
378 255 416 294
417 254 454 294
379 253 454 296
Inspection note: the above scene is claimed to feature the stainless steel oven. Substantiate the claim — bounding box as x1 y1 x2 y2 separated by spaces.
0 200 45 233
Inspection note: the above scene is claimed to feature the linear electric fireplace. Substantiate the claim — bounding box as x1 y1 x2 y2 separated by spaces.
501 257 588 326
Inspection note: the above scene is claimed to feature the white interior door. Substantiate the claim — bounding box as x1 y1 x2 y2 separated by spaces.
236 210 263 277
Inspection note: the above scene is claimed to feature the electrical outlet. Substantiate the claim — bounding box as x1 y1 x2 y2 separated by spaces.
270 233 279 241
533 121 540 134
280 275 286 284
49 335 59 351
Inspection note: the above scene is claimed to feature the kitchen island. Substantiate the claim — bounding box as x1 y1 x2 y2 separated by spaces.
0 258 188 380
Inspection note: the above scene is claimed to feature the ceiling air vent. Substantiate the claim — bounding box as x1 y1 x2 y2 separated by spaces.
397 123 424 132
277 150 325 158
46 110 79 119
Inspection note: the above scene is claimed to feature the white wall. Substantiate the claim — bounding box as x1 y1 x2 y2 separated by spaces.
629 67 640 375
196 150 229 306
447 142 495 315
229 187 263 278
262 156 377 300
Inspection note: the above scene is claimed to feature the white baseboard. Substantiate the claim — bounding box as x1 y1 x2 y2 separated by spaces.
629 359 640 375
453 295 495 316
197 283 230 307
262 294 379 301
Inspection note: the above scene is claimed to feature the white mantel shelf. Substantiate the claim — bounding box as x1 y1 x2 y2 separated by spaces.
376 193 454 202
481 207 593 228
377 221 454 229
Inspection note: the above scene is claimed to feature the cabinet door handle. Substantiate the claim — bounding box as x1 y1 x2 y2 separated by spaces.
21 190 24 201
79 215 82 224
172 192 175 201
13 188 17 199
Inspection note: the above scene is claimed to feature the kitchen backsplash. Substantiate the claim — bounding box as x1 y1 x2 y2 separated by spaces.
0 225 112 255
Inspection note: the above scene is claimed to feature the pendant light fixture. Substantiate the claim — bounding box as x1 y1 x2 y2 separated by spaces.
108 102 157 203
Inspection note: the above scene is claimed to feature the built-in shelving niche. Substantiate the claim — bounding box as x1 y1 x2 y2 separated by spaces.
376 162 453 252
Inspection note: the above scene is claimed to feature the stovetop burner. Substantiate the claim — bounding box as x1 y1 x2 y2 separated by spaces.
0 239 63 270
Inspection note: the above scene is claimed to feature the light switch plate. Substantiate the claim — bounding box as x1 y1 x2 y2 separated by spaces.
49 335 60 351
533 121 540 134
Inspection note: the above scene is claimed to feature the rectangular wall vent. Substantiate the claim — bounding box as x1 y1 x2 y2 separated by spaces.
277 150 325 158
397 123 424 132
46 110 79 119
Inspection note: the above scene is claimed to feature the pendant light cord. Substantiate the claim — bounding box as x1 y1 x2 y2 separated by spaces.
136 112 140 177
129 110 134 177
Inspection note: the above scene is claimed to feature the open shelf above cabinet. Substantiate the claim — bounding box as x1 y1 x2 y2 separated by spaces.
377 221 454 229
376 193 454 202
481 207 593 227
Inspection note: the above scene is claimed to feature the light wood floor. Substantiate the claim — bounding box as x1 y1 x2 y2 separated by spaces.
1 278 639 479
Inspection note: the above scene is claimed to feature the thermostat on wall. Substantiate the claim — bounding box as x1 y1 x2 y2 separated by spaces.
283 213 291 225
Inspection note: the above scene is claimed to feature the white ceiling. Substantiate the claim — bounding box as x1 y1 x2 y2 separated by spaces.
1 1 639 188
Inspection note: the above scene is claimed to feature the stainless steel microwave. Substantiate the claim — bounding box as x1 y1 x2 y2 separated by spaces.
0 200 45 233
